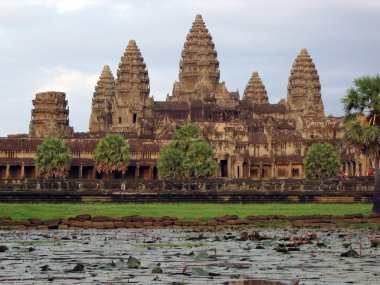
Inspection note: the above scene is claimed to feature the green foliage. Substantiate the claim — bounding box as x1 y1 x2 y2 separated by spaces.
183 141 218 178
342 74 380 158
157 146 184 179
342 74 380 212
94 134 131 175
303 143 340 179
35 138 72 179
157 124 218 179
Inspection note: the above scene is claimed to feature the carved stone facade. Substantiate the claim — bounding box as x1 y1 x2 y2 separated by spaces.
287 48 324 119
29 91 73 138
0 15 368 181
89 65 115 132
243 71 268 104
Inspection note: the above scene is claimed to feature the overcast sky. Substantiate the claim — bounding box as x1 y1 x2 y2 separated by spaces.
0 0 379 136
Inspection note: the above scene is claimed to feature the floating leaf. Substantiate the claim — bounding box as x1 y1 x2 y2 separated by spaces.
0 245 9 252
195 250 208 261
40 265 50 271
192 267 209 276
72 263 85 272
341 248 359 258
105 259 124 271
127 256 141 269
152 266 163 274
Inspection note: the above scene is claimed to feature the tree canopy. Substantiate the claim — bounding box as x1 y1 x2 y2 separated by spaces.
342 74 380 212
303 143 340 180
94 134 131 176
35 138 72 179
157 124 218 179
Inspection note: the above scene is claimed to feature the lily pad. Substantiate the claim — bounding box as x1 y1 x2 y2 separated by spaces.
195 250 208 261
104 259 124 270
152 265 163 274
0 245 9 252
192 267 209 276
341 248 359 258
127 256 141 269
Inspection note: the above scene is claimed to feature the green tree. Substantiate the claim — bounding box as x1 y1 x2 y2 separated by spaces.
342 74 380 212
183 141 218 178
35 138 72 179
94 134 131 177
157 146 184 180
157 124 218 179
303 143 340 180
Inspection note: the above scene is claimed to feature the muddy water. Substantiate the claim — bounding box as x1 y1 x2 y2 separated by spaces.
0 227 379 284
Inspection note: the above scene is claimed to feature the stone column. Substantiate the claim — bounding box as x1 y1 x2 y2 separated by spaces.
5 164 10 179
135 165 140 179
79 164 83 179
21 163 25 178
300 165 304 178
259 163 263 179
350 161 354 177
149 165 153 179
271 161 275 179
227 157 232 179
288 162 293 179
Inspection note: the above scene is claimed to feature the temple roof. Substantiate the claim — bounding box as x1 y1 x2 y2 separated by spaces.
252 103 286 114
94 65 115 94
116 39 150 99
176 14 220 91
287 48 324 117
243 71 268 103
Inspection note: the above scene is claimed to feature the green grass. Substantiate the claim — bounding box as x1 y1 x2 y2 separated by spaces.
0 203 372 221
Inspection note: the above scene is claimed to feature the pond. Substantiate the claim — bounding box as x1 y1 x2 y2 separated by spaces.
0 227 379 284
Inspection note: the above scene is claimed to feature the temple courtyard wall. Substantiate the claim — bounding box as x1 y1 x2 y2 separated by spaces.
0 177 373 204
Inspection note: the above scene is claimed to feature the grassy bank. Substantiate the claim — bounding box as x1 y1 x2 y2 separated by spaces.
0 203 372 221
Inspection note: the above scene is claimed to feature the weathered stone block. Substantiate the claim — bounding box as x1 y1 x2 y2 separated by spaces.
92 215 110 222
76 214 92 221
103 221 115 229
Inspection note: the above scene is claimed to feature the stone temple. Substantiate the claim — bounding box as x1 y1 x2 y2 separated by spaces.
0 15 367 180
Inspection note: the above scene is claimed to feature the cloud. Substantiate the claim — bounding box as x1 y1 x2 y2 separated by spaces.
37 67 98 93
35 67 98 132
27 0 100 13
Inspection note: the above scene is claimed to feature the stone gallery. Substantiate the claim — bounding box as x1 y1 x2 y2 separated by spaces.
0 15 367 180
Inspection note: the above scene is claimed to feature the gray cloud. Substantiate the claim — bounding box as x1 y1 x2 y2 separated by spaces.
0 0 379 136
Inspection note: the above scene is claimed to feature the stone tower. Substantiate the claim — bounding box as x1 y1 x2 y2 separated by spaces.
170 14 220 103
111 40 152 133
287 48 324 119
89 65 115 132
29 91 74 138
243 71 268 104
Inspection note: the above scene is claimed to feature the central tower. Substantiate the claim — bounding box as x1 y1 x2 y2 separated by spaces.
169 15 221 103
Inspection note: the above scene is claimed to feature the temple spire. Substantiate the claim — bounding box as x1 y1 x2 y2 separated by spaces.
243 71 268 104
170 14 220 102
112 40 151 132
89 65 115 132
287 48 324 118
115 39 150 101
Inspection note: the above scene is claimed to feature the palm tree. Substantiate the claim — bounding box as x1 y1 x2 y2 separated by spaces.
94 134 131 178
35 138 72 179
342 74 380 212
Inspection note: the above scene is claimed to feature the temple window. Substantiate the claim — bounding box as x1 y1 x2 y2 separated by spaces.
118 117 122 124
133 113 137 124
